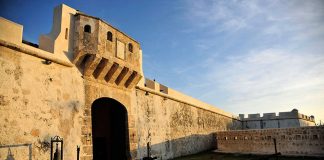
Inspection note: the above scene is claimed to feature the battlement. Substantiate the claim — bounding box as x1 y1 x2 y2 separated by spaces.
239 109 315 122
144 78 169 94
136 78 239 120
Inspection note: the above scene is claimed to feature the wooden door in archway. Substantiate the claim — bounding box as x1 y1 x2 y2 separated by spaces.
91 98 129 160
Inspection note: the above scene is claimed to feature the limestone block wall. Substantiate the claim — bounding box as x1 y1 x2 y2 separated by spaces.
78 80 139 160
216 126 324 156
134 88 241 159
0 45 85 160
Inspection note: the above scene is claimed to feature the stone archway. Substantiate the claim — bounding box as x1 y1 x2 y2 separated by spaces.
91 98 129 160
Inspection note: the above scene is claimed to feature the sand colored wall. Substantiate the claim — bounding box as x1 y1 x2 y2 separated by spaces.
0 45 85 160
39 4 77 61
0 17 23 44
139 78 237 120
75 76 241 160
133 88 241 159
72 15 241 159
216 126 324 156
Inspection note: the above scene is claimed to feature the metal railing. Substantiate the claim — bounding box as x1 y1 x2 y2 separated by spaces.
0 143 32 160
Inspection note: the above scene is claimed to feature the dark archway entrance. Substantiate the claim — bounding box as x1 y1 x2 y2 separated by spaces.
91 98 129 160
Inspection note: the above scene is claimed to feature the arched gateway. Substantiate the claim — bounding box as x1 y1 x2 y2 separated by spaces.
91 98 130 160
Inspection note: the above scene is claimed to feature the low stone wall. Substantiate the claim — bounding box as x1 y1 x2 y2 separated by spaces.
216 126 324 156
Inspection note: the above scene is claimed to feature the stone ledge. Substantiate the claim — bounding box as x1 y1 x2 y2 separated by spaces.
0 39 73 67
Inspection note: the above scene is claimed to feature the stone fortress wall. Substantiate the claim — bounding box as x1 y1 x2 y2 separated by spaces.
216 126 324 156
0 14 84 160
134 79 241 159
239 109 315 130
0 3 320 160
0 4 241 160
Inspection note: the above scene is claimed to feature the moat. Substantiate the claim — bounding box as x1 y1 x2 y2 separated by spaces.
174 152 322 160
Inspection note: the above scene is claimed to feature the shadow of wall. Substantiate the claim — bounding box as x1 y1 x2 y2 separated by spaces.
133 89 242 159
133 133 216 159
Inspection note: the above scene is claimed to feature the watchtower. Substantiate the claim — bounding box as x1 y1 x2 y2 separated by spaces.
73 13 143 88
39 4 143 89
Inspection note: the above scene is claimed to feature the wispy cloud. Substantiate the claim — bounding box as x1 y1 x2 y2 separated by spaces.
196 48 324 121
186 0 324 31
206 49 324 101
179 0 324 123
185 0 260 32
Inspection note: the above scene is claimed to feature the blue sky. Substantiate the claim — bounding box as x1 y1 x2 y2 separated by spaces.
1 0 324 124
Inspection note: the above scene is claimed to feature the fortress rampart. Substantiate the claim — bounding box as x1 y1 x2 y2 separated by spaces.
239 109 315 129
0 4 241 160
0 4 319 160
239 110 315 122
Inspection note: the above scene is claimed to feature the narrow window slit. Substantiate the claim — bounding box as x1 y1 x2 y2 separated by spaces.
65 28 68 40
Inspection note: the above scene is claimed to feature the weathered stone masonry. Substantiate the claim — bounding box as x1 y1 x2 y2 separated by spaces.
0 4 241 160
216 126 324 156
134 88 241 159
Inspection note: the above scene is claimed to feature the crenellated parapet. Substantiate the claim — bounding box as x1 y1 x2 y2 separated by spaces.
72 13 143 89
239 109 315 122
143 78 169 94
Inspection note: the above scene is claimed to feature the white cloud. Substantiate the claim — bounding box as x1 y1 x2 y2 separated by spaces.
202 48 324 122
185 0 265 32
185 0 324 39
178 0 324 123
208 49 324 100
